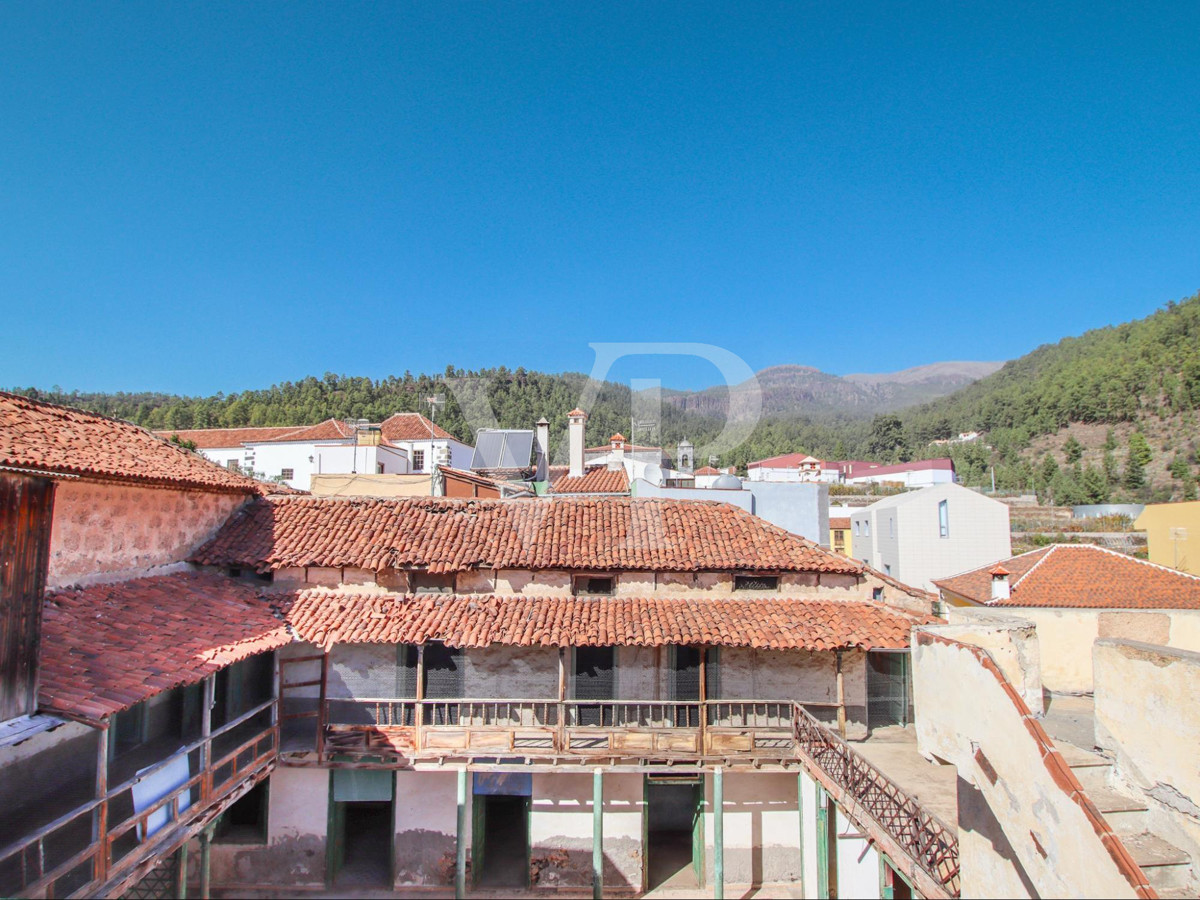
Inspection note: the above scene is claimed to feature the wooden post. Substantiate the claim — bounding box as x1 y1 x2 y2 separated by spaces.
201 676 214 801
592 768 603 900
714 767 724 900
199 827 212 900
176 841 189 900
455 768 467 900
557 646 567 753
835 651 847 738
95 725 109 883
415 643 426 752
816 785 829 900
316 652 329 761
698 646 708 748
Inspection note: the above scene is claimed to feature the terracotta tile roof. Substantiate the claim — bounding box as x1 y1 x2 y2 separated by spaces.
549 466 630 495
380 412 454 442
933 544 1200 608
439 465 533 497
153 425 307 449
38 573 291 721
586 443 662 453
286 591 931 651
267 418 354 442
192 496 865 576
830 517 852 530
0 392 272 495
694 466 721 476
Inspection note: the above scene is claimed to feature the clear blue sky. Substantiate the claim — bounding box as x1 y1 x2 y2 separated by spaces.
2 3 1198 394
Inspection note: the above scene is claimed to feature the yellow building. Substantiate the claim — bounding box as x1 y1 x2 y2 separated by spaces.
1135 500 1200 574
830 516 852 556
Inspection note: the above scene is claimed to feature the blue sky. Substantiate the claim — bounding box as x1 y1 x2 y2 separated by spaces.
2 3 1198 394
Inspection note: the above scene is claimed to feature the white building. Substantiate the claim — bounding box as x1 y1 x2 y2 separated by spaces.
159 413 473 492
843 458 957 488
746 452 844 483
851 483 1011 591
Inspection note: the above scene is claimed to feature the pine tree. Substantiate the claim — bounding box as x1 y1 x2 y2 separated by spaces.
1063 435 1083 463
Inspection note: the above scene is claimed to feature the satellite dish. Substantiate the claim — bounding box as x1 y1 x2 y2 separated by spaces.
642 463 663 486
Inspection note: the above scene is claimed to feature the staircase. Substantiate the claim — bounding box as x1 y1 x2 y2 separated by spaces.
1057 741 1198 898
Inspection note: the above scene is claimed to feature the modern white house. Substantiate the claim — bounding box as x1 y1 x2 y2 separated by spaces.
159 413 474 491
843 459 957 488
851 483 1011 591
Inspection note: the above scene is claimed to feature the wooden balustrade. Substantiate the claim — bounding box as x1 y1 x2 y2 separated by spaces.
0 699 278 899
317 697 844 760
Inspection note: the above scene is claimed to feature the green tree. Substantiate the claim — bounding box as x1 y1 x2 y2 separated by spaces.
1103 428 1118 452
1081 465 1109 503
1124 452 1146 491
1062 435 1083 463
1128 432 1152 467
867 414 907 461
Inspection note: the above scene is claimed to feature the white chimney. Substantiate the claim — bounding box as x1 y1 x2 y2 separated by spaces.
608 433 626 472
568 408 588 477
535 417 550 481
989 565 1011 601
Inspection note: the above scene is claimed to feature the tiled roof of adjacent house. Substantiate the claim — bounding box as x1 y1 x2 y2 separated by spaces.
38 573 291 721
153 425 308 449
0 392 274 494
266 418 355 442
380 412 454 442
285 591 932 651
830 517 851 530
192 496 865 575
694 466 721 476
549 466 630 495
932 544 1200 608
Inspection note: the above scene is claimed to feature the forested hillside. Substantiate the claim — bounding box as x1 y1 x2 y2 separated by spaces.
11 292 1199 500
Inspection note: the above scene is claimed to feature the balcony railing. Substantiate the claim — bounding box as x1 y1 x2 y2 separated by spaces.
318 696 837 760
0 699 278 899
791 702 960 898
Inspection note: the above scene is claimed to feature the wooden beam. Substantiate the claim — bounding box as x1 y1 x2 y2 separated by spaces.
199 827 212 900
95 724 110 883
415 643 426 752
557 647 567 753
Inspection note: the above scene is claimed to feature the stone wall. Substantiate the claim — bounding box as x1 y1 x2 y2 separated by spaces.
395 771 459 886
48 480 247 588
210 767 329 888
959 605 1200 693
913 626 1142 898
1094 639 1200 866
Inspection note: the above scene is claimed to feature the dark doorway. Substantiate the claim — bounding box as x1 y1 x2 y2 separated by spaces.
645 778 703 890
574 646 615 726
867 651 911 729
334 801 393 887
472 794 531 888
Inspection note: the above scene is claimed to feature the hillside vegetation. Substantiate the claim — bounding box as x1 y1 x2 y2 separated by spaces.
11 293 1199 499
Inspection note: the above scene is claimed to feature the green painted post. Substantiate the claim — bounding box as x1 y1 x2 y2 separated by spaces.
176 841 188 900
593 768 603 899
880 855 895 900
456 768 468 900
796 773 805 896
714 767 724 900
815 786 829 900
199 827 212 900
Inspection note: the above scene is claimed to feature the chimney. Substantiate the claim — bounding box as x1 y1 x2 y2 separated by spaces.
568 408 588 477
535 417 550 481
434 444 452 468
989 565 1011 601
608 433 626 472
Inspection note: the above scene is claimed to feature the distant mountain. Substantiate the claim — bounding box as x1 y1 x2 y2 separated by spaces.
662 361 1004 420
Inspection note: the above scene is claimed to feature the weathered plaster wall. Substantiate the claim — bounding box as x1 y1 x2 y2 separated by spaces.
463 645 558 698
913 626 1140 898
394 771 460 886
529 772 643 889
211 768 329 888
701 772 801 885
959 606 1200 694
48 480 247 588
720 648 865 737
1094 639 1200 865
938 611 1043 713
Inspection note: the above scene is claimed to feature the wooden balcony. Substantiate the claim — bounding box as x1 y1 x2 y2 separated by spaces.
0 699 277 899
316 697 841 763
